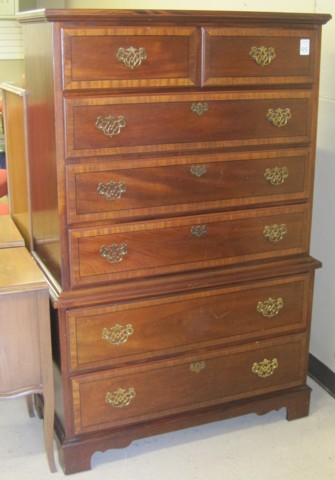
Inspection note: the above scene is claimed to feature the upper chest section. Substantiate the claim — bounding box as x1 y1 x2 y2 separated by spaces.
61 25 319 91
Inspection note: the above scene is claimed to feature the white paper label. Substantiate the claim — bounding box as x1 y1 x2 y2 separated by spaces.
300 39 310 56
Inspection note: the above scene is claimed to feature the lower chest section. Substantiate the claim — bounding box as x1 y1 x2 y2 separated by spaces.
62 269 314 436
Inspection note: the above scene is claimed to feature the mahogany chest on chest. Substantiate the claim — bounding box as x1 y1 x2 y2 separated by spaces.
17 9 330 474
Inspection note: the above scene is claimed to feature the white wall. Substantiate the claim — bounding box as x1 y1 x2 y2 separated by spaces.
53 0 335 372
310 0 335 372
67 0 315 12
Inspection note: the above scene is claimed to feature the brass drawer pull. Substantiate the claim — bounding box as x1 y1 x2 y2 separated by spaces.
267 108 292 128
191 225 207 238
264 167 289 186
190 361 206 373
105 387 136 408
100 243 128 263
102 324 134 345
190 165 208 177
96 115 126 138
116 46 147 69
97 181 126 201
252 358 279 378
191 102 209 116
249 46 276 66
263 224 287 243
257 297 284 318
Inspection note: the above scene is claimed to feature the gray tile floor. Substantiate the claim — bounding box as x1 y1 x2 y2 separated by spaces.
0 378 334 479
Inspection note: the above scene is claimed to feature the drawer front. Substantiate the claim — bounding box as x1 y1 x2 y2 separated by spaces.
62 27 197 90
69 205 309 287
69 274 311 372
65 91 312 158
67 149 310 223
202 28 317 86
71 334 307 434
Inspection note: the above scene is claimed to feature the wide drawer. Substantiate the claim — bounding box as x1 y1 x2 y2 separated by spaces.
69 204 309 287
67 149 310 223
71 334 307 434
61 26 197 91
202 28 317 86
65 90 313 158
68 274 311 372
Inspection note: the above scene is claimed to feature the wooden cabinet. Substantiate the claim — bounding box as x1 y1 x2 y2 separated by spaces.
16 9 330 474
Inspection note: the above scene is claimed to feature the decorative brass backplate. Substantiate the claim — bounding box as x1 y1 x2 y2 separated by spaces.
263 224 287 243
257 297 284 318
100 243 128 263
252 358 279 378
190 361 206 373
96 115 126 138
105 387 136 408
191 225 208 238
97 181 126 201
102 324 134 345
266 108 292 128
249 46 276 66
116 46 147 69
191 102 209 116
264 167 289 186
190 165 208 178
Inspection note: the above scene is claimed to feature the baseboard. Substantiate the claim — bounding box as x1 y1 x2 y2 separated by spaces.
308 354 335 398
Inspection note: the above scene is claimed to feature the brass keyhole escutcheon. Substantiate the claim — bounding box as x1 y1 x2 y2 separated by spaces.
191 102 209 116
191 225 208 238
190 361 206 373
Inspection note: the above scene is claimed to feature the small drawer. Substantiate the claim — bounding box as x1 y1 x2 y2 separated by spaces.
65 90 312 158
62 26 197 90
68 274 311 372
67 148 310 224
202 28 317 86
71 334 307 434
69 204 308 287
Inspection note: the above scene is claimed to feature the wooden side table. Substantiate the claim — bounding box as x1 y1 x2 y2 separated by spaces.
0 247 56 472
0 215 25 248
1 84 33 251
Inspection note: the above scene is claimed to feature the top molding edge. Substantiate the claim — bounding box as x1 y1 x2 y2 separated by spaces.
16 8 332 26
